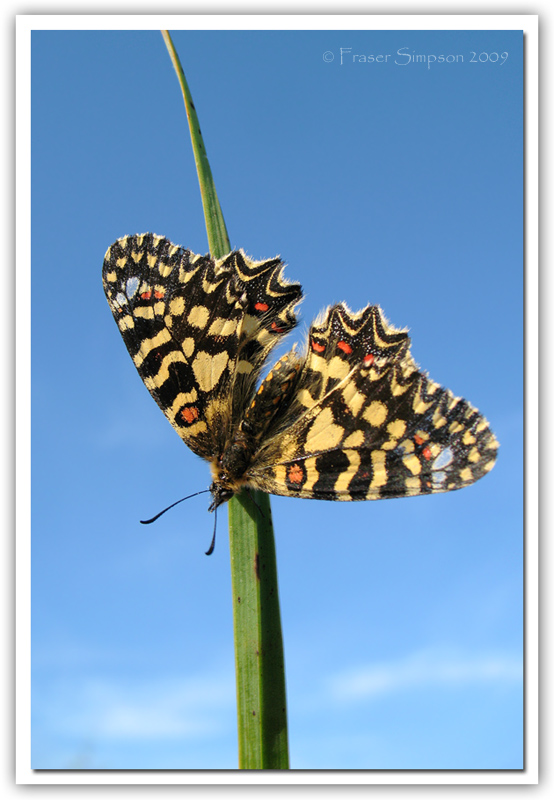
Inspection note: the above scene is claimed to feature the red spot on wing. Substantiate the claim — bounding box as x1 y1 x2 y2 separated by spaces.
254 302 269 312
422 446 432 461
140 290 152 300
337 340 353 354
414 434 425 445
311 340 325 353
287 464 304 485
181 406 199 424
271 321 285 332
154 290 165 299
363 353 374 366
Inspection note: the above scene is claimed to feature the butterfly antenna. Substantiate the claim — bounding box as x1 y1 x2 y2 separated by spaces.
140 490 210 525
205 506 217 556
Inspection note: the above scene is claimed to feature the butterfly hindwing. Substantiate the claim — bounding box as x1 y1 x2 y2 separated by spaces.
245 304 498 500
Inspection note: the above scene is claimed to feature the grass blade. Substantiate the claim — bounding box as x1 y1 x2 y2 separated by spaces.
229 491 289 769
161 30 230 258
161 30 289 770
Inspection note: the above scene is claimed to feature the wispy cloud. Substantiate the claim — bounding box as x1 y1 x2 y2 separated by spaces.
37 671 235 741
328 646 522 702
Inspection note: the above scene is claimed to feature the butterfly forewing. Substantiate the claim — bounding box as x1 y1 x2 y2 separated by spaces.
102 234 301 460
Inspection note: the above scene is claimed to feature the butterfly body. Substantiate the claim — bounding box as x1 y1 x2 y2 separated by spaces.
102 233 498 511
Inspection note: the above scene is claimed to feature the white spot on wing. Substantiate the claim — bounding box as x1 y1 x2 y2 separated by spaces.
432 470 447 487
433 447 454 471
126 276 140 298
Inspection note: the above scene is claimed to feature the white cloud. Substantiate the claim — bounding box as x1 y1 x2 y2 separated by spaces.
38 671 235 741
328 646 522 702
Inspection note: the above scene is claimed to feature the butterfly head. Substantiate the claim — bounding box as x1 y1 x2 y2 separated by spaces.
208 481 236 512
207 434 256 511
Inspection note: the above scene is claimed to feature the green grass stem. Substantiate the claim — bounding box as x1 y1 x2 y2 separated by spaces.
161 30 289 770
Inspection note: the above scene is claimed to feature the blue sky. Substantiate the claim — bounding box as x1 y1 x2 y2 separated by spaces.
30 28 523 770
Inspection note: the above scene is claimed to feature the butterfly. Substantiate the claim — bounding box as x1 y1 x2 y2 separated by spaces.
102 233 498 513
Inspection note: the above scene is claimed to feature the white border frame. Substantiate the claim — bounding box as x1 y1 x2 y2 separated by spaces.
15 13 538 786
